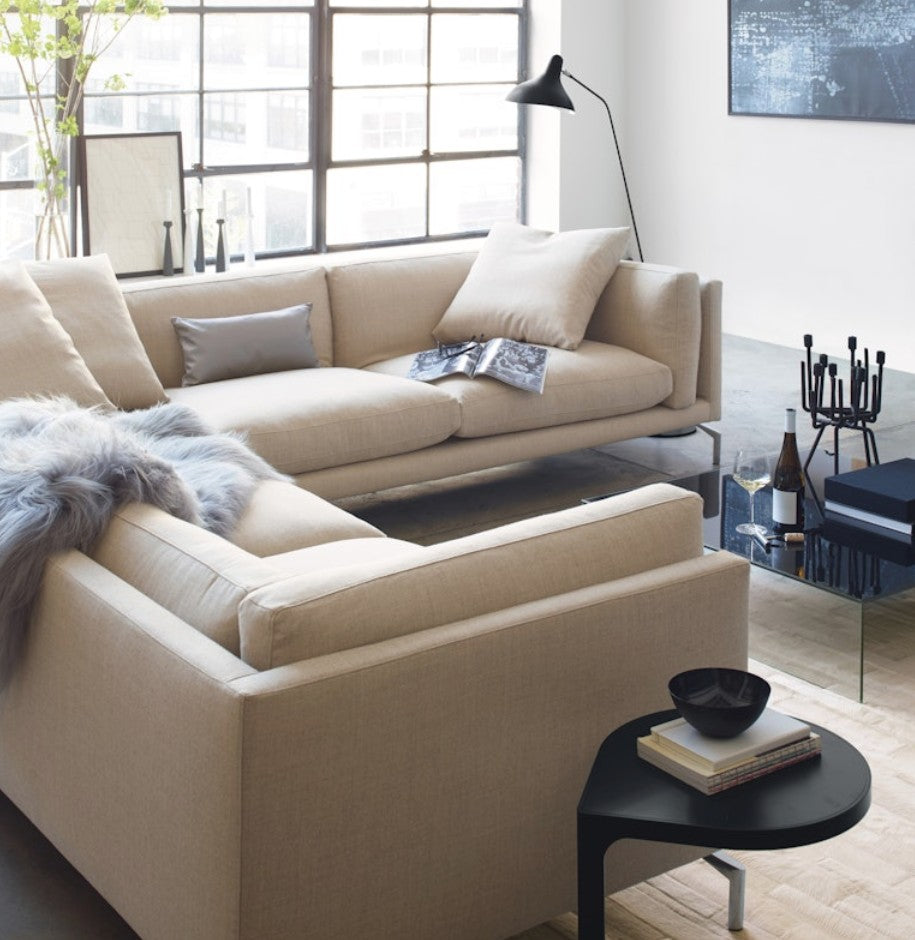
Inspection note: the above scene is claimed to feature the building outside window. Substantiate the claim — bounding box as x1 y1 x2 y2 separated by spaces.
0 0 526 262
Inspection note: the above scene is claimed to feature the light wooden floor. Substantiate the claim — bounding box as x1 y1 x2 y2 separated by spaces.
511 641 915 940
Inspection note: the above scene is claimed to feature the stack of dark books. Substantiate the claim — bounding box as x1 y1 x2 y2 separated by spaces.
637 710 821 795
823 458 915 565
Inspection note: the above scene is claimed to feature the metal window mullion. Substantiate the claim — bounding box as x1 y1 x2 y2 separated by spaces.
64 15 80 251
424 8 432 237
314 2 330 253
518 0 527 223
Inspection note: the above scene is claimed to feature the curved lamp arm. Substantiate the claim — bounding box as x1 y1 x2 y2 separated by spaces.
562 68 643 263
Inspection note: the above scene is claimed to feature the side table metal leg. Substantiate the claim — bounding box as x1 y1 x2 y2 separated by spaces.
697 424 721 466
704 850 746 931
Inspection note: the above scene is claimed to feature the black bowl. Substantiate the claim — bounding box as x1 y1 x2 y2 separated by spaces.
668 668 771 738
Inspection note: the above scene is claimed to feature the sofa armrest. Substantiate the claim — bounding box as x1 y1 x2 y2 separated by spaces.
698 277 723 420
586 260 703 411
238 482 706 669
229 550 749 939
0 551 256 940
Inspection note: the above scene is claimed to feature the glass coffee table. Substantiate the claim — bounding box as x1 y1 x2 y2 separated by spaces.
669 452 915 702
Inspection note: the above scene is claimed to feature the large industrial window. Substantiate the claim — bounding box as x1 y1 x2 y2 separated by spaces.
0 0 526 262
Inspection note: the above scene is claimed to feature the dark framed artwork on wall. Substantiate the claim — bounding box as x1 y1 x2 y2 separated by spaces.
729 1 915 123
79 131 185 277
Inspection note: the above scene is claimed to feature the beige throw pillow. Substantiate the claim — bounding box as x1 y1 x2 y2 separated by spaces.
432 222 630 350
0 261 111 406
26 254 168 409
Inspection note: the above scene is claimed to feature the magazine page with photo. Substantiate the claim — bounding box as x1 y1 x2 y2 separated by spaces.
407 338 549 393
474 338 548 393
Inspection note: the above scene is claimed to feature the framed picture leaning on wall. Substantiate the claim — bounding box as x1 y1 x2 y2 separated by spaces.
79 131 185 277
729 1 915 123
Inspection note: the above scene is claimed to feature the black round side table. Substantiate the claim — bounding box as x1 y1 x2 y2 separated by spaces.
577 709 871 938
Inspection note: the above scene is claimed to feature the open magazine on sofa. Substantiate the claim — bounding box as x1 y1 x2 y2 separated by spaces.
407 337 549 394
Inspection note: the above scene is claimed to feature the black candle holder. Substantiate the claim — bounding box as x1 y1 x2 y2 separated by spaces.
215 218 227 273
800 334 885 475
162 220 174 276
195 207 206 273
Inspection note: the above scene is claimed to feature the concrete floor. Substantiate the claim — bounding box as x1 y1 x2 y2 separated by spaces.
2 334 913 938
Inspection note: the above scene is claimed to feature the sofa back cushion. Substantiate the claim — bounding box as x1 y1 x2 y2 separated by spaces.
0 261 111 407
327 252 475 368
586 261 702 410
238 483 703 670
91 503 285 654
122 267 333 388
26 255 168 409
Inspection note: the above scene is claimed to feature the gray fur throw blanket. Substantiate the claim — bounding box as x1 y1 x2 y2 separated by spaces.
0 397 285 684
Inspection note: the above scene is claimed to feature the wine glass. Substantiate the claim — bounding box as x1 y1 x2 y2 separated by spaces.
733 450 771 537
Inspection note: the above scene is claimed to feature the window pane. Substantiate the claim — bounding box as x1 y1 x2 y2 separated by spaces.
333 88 426 160
217 0 312 6
333 15 427 87
429 156 519 236
431 85 516 153
0 188 38 260
83 92 199 159
84 14 199 93
431 14 518 83
202 91 309 165
205 14 310 91
334 1 425 7
327 163 425 245
0 15 56 96
432 0 520 5
199 171 313 256
0 105 40 181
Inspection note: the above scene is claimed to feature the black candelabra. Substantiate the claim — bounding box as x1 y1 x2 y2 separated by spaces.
800 334 885 475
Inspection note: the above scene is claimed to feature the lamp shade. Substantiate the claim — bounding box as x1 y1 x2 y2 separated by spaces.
506 54 574 111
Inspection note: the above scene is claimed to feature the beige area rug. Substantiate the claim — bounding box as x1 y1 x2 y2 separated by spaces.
510 658 915 940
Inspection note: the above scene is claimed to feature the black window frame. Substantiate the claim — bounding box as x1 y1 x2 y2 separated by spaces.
0 0 528 263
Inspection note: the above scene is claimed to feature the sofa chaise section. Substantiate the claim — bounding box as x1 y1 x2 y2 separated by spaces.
0 484 748 940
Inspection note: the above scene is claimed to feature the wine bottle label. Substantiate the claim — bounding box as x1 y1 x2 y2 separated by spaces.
772 487 798 524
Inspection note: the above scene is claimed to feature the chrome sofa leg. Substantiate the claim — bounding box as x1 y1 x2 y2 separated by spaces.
704 850 746 930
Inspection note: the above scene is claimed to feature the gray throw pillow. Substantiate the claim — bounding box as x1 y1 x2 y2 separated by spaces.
172 303 319 386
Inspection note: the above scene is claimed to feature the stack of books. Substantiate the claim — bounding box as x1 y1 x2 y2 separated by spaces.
824 457 915 543
637 709 821 795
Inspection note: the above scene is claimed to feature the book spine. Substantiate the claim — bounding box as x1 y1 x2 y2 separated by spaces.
705 746 821 795
823 501 914 536
704 738 821 788
823 478 915 522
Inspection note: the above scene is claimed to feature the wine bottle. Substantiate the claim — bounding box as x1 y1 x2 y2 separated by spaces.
772 407 805 534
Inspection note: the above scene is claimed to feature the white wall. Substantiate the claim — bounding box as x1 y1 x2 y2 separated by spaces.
526 0 630 237
626 0 915 371
539 0 915 372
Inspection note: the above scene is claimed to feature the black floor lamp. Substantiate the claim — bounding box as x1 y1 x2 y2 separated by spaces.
507 54 644 263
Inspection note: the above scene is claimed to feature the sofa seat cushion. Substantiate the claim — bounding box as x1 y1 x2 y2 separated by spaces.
166 367 461 474
366 340 673 438
229 480 384 556
265 537 420 576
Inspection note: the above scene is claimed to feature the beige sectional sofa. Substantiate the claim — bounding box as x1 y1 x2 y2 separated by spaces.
120 249 723 497
0 247 747 940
